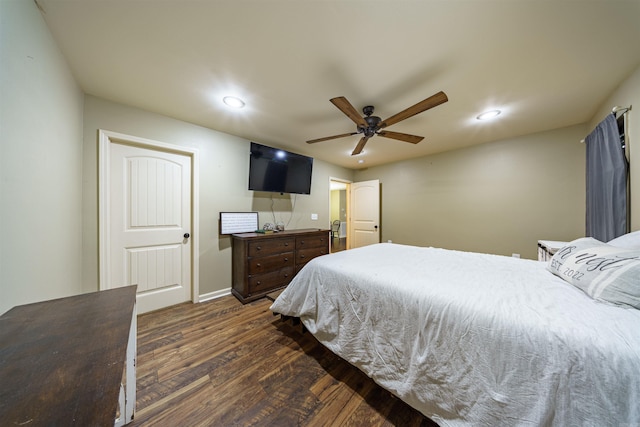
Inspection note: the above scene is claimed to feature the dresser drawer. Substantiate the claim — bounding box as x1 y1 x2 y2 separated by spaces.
248 252 294 274
296 234 328 250
249 238 295 257
297 247 328 265
249 267 294 293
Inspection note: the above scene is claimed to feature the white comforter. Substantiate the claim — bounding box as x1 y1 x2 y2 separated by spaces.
270 243 640 427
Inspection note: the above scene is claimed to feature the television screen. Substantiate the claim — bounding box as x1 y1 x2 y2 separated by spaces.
248 142 313 195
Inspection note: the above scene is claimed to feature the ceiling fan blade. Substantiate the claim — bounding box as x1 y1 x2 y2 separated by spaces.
377 131 424 144
330 97 367 127
306 132 358 144
378 91 448 129
351 136 370 156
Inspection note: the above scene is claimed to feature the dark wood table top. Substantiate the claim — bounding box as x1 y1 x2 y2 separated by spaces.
0 286 137 426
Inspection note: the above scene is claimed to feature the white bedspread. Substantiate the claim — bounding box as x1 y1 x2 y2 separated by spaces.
270 243 640 426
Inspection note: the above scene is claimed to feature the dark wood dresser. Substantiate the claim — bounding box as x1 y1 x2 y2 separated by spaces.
231 228 330 303
0 286 137 426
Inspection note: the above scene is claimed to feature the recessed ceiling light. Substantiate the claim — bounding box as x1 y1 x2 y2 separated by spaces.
358 159 364 164
223 96 245 109
476 110 501 120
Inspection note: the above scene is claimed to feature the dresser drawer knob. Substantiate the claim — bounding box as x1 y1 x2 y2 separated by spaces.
256 263 261 267
284 257 289 261
256 281 261 286
284 242 289 246
256 246 261 251
300 254 305 259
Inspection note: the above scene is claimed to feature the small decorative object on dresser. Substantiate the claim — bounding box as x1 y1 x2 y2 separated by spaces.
231 228 330 303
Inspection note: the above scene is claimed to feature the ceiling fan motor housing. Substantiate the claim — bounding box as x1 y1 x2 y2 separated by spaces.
363 108 382 136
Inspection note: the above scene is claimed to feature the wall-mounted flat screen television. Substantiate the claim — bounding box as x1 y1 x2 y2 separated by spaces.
248 142 313 195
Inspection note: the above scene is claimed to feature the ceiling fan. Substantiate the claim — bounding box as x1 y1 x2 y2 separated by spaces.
307 91 448 155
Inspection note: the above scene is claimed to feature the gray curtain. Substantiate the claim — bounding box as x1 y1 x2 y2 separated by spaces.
585 113 628 241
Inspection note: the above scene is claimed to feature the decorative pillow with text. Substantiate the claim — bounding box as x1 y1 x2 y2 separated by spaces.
548 237 640 309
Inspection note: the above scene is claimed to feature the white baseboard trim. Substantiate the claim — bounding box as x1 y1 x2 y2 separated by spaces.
198 288 231 303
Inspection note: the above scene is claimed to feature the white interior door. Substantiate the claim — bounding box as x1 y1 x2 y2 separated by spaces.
106 140 192 314
349 179 380 248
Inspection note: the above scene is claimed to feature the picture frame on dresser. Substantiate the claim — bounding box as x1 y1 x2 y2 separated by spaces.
219 211 259 235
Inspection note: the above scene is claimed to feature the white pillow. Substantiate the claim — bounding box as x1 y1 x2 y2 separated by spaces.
547 237 640 309
608 230 640 249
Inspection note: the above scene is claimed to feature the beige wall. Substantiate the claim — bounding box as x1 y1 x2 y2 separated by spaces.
82 96 354 298
0 0 84 314
331 190 341 222
587 64 640 231
355 124 588 259
352 64 640 261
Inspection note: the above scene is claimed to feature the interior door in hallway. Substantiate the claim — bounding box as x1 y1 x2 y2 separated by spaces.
349 179 380 248
108 142 192 314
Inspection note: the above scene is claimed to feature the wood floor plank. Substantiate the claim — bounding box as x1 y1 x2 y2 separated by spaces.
134 374 211 420
130 295 436 426
133 376 218 426
154 306 273 382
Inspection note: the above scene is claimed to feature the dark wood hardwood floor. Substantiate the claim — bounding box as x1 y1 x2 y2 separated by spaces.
331 237 347 253
132 295 436 426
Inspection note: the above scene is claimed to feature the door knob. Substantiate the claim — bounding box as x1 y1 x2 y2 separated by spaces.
184 233 190 238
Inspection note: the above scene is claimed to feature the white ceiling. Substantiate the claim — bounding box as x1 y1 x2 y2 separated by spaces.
37 0 640 169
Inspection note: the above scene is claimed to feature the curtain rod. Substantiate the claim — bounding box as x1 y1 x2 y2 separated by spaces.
612 105 632 116
580 104 632 143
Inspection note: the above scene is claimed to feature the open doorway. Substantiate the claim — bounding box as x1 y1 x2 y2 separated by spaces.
329 179 349 252
329 178 381 253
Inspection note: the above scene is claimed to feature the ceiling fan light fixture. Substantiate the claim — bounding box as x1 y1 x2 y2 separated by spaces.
223 96 245 109
476 109 501 121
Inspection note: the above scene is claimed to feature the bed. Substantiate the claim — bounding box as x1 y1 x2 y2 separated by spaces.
269 239 640 426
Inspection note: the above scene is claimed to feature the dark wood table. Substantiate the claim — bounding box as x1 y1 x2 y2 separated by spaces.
0 286 137 426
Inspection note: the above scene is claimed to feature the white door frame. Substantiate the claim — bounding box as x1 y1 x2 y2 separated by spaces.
98 129 200 303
